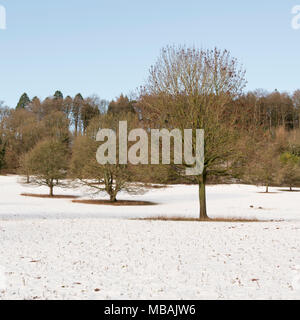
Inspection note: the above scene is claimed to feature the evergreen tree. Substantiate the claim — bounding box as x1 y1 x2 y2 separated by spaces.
54 90 64 100
80 98 100 133
16 93 31 109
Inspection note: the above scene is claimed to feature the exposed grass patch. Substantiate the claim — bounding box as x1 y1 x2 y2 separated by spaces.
134 216 279 222
257 192 279 194
21 193 79 199
72 199 158 206
277 189 300 192
144 184 169 189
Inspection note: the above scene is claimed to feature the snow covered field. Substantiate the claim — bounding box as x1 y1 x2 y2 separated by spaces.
0 175 299 299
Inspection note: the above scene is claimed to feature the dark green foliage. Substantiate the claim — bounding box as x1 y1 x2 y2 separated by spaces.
16 93 31 109
54 90 64 100
80 101 100 133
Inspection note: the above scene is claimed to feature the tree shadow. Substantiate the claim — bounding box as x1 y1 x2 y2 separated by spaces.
72 199 158 206
21 193 79 199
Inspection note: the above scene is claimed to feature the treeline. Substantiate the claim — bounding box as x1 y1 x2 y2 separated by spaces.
235 89 300 130
0 92 148 201
0 91 109 171
0 88 300 189
0 45 300 220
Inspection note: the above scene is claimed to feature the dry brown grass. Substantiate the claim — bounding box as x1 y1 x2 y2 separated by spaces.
72 199 158 206
143 184 169 189
278 189 300 192
257 192 279 194
134 216 278 222
21 193 79 199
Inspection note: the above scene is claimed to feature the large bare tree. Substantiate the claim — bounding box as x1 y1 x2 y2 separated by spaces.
139 45 246 220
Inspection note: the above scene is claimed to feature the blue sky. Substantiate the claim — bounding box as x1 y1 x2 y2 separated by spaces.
0 0 299 108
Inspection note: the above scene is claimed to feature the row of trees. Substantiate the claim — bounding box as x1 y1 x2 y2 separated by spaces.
245 128 300 192
235 89 300 130
0 92 111 171
14 111 300 210
15 91 109 135
1 45 300 220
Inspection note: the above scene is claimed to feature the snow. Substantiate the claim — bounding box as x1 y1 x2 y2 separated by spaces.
0 175 299 221
0 175 299 299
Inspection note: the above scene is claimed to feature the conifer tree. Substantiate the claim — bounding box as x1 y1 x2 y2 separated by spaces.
54 90 64 100
16 93 31 109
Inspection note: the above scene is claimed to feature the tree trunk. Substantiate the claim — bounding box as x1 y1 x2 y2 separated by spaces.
26 175 30 184
199 173 209 221
266 185 269 193
290 186 293 191
110 194 117 202
75 120 78 137
50 185 54 197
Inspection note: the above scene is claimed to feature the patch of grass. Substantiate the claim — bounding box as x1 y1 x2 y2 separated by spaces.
144 184 169 189
134 216 278 222
257 192 279 194
21 193 79 199
72 199 158 206
278 189 300 192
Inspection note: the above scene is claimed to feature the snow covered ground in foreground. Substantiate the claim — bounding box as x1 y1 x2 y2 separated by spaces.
0 175 299 300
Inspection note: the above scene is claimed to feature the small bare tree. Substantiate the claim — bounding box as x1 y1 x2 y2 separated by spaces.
70 113 145 202
246 139 280 193
278 152 300 191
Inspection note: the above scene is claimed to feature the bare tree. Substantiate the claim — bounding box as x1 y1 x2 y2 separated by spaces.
139 45 246 220
20 139 69 196
70 113 145 202
246 137 280 193
278 152 300 191
277 129 300 191
292 90 300 129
